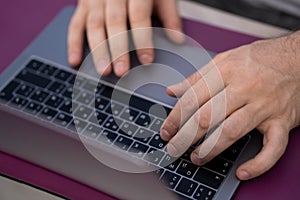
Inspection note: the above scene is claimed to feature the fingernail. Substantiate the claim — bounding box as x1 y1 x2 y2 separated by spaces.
140 54 153 64
239 170 250 180
161 129 171 140
167 143 177 157
114 61 126 76
97 59 110 74
168 31 186 44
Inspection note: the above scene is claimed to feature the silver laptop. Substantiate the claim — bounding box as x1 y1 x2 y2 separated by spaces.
0 6 262 200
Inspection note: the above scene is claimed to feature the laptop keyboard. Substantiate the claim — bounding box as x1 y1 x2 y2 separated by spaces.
0 58 250 200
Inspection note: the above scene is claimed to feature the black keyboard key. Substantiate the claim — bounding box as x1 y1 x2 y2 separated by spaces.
95 96 109 110
9 96 28 108
149 134 167 149
25 59 43 71
77 91 94 105
59 99 78 114
74 105 93 120
83 124 102 139
101 86 113 98
54 113 73 127
161 171 181 189
128 142 149 157
150 118 164 132
219 145 241 162
154 168 164 178
30 90 49 103
135 113 153 127
55 69 72 81
67 118 87 133
62 86 80 99
68 74 85 87
48 81 66 94
39 107 58 121
98 129 117 145
176 178 198 196
103 117 122 131
204 157 232 176
17 69 51 88
45 95 63 108
118 122 138 137
24 102 43 115
193 185 215 200
182 147 195 162
105 102 124 116
13 93 28 105
129 95 172 118
177 160 198 178
82 80 100 93
113 136 133 151
0 80 20 101
39 64 57 76
15 84 34 97
194 168 224 189
234 135 250 149
160 155 180 171
144 148 164 165
89 111 108 126
133 128 154 143
120 107 139 122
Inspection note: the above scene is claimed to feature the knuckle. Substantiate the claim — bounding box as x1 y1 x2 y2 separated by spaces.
163 114 180 132
195 112 210 130
188 72 201 85
223 123 241 141
255 161 269 175
276 145 286 157
69 18 80 30
87 11 103 29
107 11 126 26
181 90 198 109
129 9 150 25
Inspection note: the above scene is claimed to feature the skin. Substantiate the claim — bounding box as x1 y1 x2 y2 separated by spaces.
68 0 184 77
161 31 300 180
68 0 300 181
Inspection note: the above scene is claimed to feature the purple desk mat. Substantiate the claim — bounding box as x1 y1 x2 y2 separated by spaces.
1 0 300 199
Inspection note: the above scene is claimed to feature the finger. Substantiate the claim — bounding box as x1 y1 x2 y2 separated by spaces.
190 102 267 165
128 0 154 64
236 122 289 180
156 0 185 43
195 86 246 131
86 1 112 75
161 65 225 141
165 87 246 158
166 60 217 97
68 3 87 67
105 0 129 77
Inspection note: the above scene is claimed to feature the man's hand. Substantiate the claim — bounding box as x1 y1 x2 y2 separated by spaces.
160 31 300 180
68 0 184 77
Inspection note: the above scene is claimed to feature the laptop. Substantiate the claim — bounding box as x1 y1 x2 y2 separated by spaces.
0 6 262 200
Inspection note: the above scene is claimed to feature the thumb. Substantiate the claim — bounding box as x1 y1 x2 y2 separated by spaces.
236 121 289 180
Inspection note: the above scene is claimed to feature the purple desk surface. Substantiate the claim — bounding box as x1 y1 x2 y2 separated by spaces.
1 0 300 199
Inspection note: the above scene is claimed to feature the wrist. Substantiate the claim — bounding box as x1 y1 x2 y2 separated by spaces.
280 31 300 76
